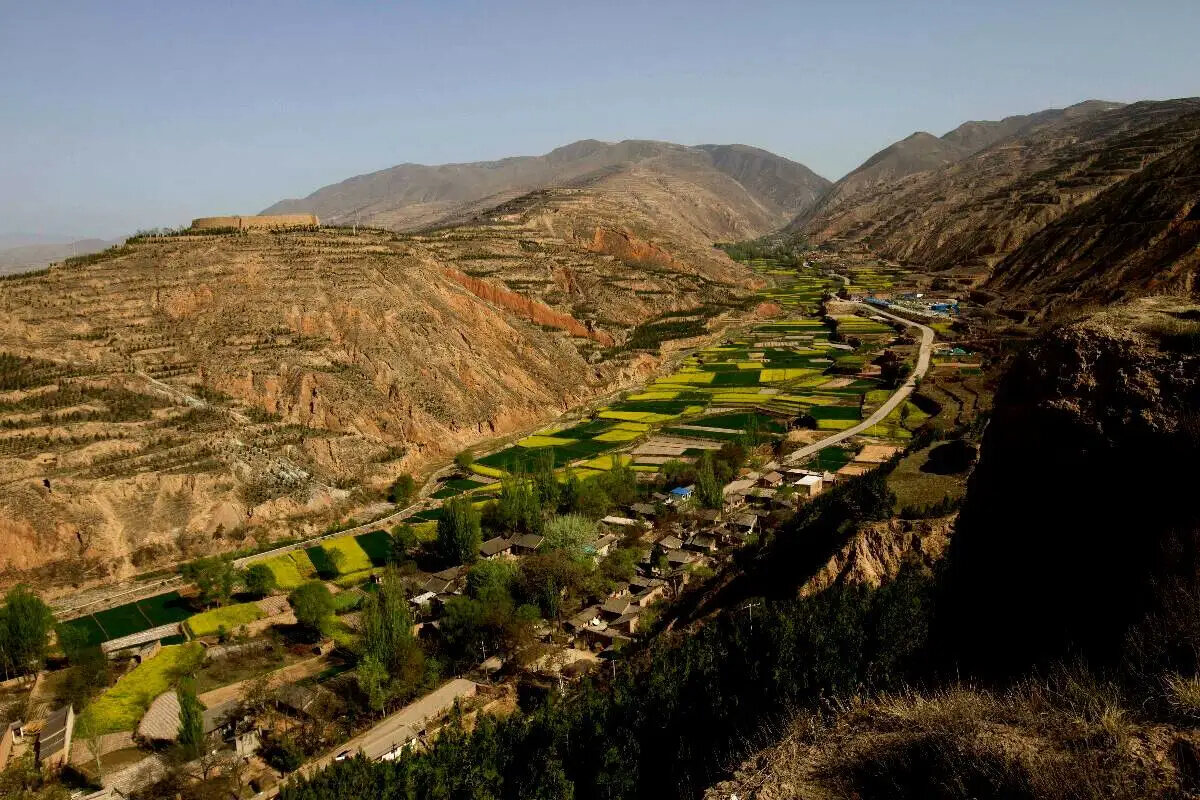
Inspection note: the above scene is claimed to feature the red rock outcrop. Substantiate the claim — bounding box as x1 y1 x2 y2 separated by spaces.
442 268 615 346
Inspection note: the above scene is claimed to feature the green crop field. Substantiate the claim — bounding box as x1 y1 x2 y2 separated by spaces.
186 602 264 637
306 546 338 577
78 643 204 735
262 550 316 590
136 592 193 626
58 615 106 647
354 530 391 566
322 536 373 574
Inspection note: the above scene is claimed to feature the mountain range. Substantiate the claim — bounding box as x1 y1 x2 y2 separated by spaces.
264 139 831 232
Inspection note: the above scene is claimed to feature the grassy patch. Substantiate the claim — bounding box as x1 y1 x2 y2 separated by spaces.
186 602 264 637
79 643 204 734
887 444 969 513
332 590 364 613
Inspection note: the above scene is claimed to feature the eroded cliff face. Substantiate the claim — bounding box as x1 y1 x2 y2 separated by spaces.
944 297 1200 672
800 516 954 598
0 187 757 587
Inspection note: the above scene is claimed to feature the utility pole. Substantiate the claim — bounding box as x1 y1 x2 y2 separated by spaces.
742 600 761 634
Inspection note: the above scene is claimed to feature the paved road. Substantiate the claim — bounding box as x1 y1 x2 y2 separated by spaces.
784 303 934 465
265 679 479 796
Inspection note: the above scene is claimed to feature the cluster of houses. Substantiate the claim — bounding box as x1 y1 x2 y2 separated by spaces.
397 461 855 656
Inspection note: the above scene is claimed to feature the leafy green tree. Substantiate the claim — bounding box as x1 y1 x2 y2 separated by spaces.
288 581 334 638
437 496 482 566
566 477 611 519
494 475 543 534
181 555 237 608
542 514 595 559
695 451 723 509
454 450 474 470
388 524 419 565
531 450 561 510
466 559 518 604
518 549 588 620
659 458 694 489
387 473 417 505
0 585 55 679
600 458 638 507
177 678 205 759
599 546 639 586
0 752 69 800
241 564 277 598
356 653 389 713
358 572 427 706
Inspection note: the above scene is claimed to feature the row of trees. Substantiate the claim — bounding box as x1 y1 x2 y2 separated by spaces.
180 555 279 608
435 457 642 568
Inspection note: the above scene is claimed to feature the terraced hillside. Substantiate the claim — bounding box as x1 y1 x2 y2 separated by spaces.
793 98 1200 311
0 182 774 588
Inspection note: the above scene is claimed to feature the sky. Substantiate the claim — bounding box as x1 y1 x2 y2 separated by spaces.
1 0 1198 239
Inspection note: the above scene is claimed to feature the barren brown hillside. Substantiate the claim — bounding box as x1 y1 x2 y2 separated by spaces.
794 98 1200 296
0 176 772 589
265 139 830 232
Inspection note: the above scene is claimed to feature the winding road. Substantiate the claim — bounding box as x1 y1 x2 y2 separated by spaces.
783 302 934 465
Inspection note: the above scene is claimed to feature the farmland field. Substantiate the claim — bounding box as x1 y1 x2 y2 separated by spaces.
78 643 204 734
322 536 373 574
354 530 392 566
262 550 316 590
58 590 193 647
186 602 264 637
422 256 921 501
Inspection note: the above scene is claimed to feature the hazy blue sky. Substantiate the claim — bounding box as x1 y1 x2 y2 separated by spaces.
2 0 1197 238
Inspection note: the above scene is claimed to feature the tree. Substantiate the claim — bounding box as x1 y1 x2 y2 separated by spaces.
659 458 694 489
437 496 482 566
494 475 543 534
695 452 723 509
242 564 277 598
566 477 611 519
388 524 419 565
531 450 561 510
356 653 389 713
542 514 595 560
181 555 237 608
466 559 518 605
388 473 417 506
0 585 55 679
519 550 587 620
600 459 637 507
177 678 205 760
74 712 105 783
0 752 69 800
57 625 111 709
454 450 474 470
288 581 334 638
